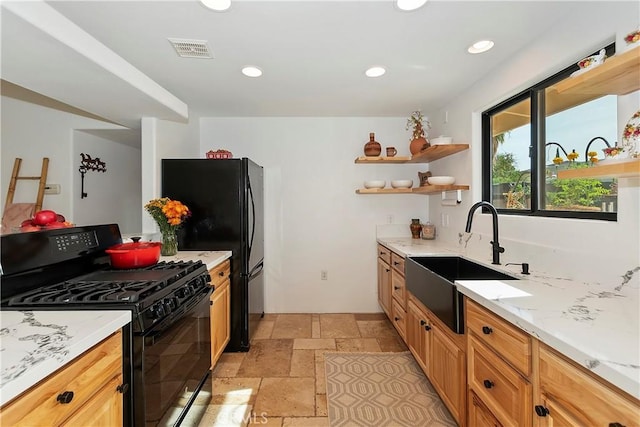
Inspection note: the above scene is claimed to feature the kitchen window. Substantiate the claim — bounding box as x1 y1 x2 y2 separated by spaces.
481 43 617 221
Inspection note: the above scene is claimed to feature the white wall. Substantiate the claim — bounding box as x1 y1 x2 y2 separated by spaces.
141 117 200 234
0 96 132 224
72 131 141 234
199 117 429 313
427 1 640 283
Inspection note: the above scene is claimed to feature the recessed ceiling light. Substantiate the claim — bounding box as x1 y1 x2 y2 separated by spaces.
396 0 428 11
365 66 386 78
468 40 495 54
200 0 231 12
242 66 262 77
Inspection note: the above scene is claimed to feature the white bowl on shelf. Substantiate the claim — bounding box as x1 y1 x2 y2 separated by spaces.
390 180 413 188
430 136 453 145
364 180 386 189
427 176 455 186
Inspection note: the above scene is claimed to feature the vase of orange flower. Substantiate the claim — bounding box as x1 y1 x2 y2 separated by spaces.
144 197 190 256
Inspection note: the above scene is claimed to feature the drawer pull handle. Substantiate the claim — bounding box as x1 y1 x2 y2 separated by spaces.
420 320 426 326
380 251 385 255
483 379 494 389
117 383 129 394
482 326 493 335
386 268 391 272
57 391 74 404
424 325 431 331
394 317 400 321
394 261 400 265
534 405 549 417
218 271 225 277
609 423 626 427
394 286 400 290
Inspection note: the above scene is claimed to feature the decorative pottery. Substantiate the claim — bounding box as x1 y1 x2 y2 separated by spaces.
410 219 422 239
622 110 640 158
364 133 382 157
418 171 432 187
410 137 429 155
386 146 397 157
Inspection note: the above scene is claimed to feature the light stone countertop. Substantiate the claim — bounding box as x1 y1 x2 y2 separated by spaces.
0 310 131 406
378 237 640 400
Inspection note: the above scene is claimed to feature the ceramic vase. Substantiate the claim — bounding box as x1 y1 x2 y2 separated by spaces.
161 230 178 256
364 133 382 156
410 219 422 239
409 137 429 155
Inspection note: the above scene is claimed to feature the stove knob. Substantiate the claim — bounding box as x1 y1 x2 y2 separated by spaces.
164 297 177 313
151 302 165 319
176 288 186 299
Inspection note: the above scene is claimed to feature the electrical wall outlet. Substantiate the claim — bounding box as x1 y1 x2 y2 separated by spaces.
44 184 61 195
387 215 394 224
321 270 328 280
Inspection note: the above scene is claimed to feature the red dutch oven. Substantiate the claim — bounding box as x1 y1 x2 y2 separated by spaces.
105 237 161 269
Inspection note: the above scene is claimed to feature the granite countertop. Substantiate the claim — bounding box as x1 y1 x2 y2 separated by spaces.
160 250 232 270
378 237 640 400
0 310 131 406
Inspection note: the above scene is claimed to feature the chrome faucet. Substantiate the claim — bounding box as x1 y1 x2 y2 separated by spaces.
465 201 505 265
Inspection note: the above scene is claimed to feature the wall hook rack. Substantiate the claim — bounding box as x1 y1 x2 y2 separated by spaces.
78 153 106 199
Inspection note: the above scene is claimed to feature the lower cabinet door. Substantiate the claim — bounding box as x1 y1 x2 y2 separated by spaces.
62 375 123 427
210 279 231 367
469 391 502 427
430 325 465 425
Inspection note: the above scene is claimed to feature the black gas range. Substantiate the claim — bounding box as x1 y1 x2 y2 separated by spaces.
1 224 213 426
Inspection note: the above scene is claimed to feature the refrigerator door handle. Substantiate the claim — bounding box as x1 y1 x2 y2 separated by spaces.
248 260 264 281
248 179 256 261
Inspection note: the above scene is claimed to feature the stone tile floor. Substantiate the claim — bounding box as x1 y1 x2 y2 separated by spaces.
186 313 408 426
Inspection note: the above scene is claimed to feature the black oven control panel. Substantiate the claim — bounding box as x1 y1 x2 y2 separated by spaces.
52 231 98 253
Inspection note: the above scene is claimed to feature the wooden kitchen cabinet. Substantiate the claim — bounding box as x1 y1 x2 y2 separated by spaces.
377 244 392 317
466 299 532 427
469 391 503 427
407 294 467 427
0 331 124 426
389 251 407 340
209 259 231 368
536 343 640 427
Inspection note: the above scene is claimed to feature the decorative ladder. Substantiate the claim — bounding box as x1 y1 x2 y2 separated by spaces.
5 157 49 212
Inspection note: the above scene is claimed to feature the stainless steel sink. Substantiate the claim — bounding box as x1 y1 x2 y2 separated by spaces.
405 256 518 334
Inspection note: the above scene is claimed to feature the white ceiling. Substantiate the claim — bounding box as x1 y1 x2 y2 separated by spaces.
1 1 583 129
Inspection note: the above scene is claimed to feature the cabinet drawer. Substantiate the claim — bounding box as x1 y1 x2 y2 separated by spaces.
1 331 122 426
468 335 531 427
539 344 640 426
377 244 391 264
466 299 531 377
209 259 231 288
391 269 406 309
391 252 405 275
391 299 406 340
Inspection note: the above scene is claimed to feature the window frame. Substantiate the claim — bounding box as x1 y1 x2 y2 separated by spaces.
481 43 617 222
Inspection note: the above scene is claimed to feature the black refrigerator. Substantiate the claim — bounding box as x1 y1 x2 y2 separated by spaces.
161 158 264 352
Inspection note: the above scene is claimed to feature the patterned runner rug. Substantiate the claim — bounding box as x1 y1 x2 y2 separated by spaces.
324 352 456 427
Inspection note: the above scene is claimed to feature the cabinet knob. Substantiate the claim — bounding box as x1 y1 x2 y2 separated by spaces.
394 286 400 290
483 379 494 389
420 320 426 326
482 326 493 335
218 271 225 277
609 423 626 427
394 261 400 266
57 391 74 404
385 268 391 272
534 405 549 417
424 325 431 331
117 383 129 394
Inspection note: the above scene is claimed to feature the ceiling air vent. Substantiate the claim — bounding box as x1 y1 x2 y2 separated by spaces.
168 38 213 59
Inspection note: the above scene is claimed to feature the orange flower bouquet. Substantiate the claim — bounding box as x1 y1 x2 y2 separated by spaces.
145 197 190 256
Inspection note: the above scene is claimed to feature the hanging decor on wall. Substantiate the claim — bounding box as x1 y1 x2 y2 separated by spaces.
78 153 107 199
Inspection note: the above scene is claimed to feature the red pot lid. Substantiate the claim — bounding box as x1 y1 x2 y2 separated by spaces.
106 241 161 253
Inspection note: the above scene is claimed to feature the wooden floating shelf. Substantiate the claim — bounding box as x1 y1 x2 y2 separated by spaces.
356 185 469 195
355 144 469 164
557 159 640 179
354 156 412 163
553 46 640 96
